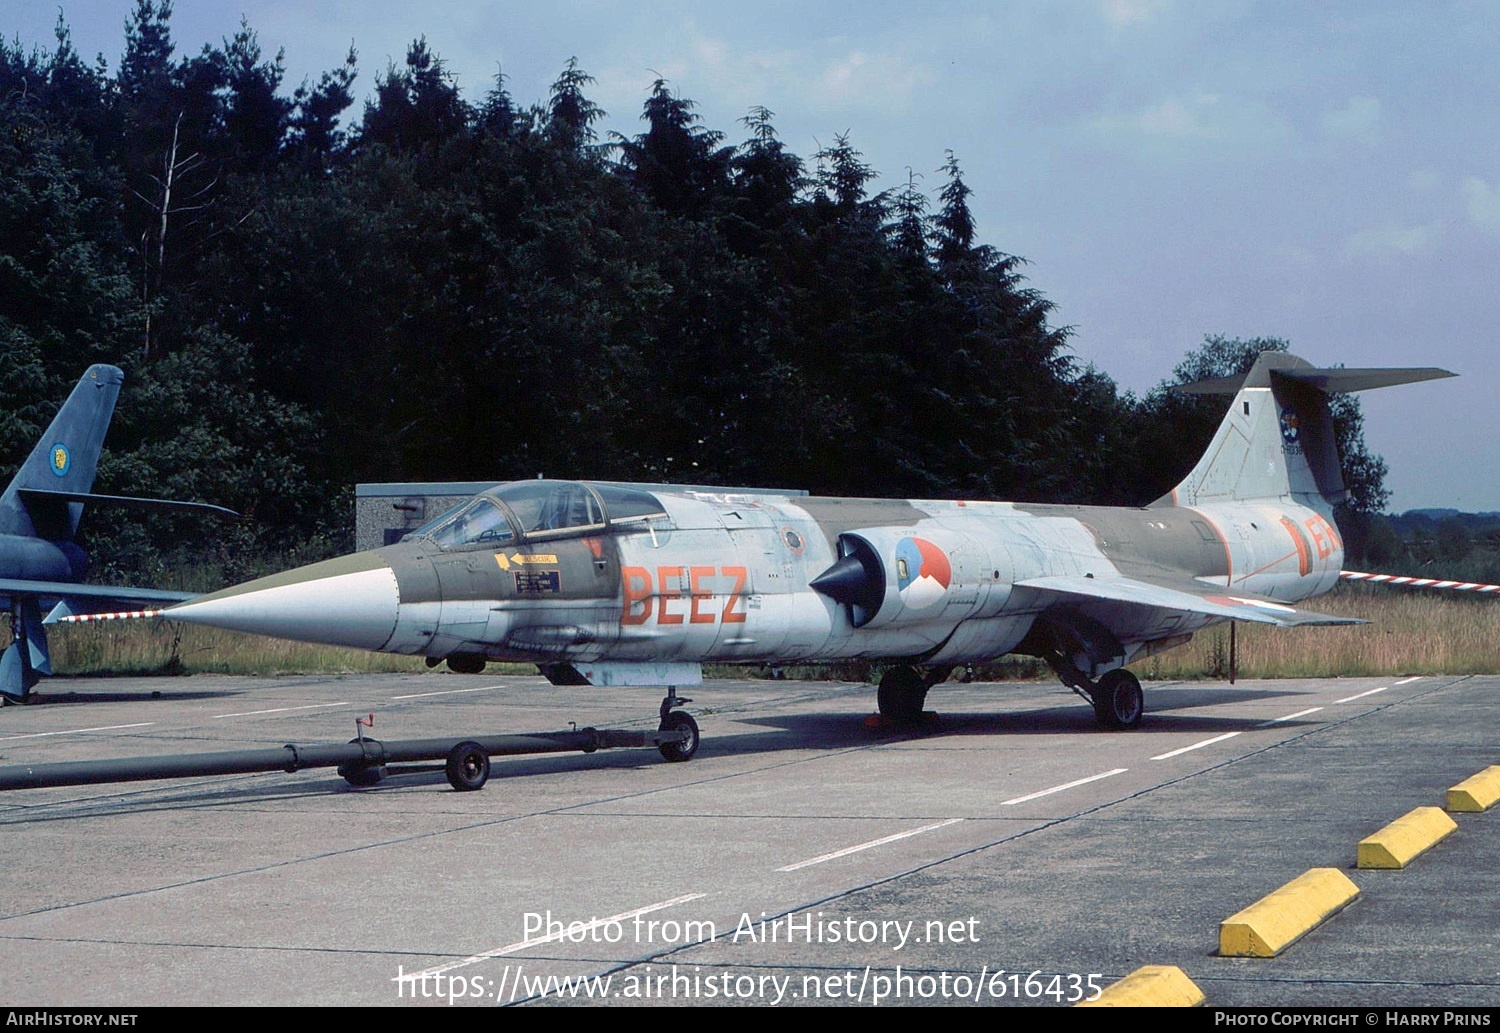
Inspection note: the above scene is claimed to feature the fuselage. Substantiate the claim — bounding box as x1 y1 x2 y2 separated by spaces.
0 533 87 583
172 480 1344 670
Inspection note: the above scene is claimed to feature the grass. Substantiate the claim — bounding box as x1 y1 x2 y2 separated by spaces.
48 621 432 676
19 581 1500 681
1139 582 1500 680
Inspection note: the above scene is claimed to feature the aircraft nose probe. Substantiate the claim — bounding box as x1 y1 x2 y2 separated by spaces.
162 552 402 651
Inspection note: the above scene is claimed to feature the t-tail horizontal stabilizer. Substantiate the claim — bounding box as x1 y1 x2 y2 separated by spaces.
1162 353 1455 508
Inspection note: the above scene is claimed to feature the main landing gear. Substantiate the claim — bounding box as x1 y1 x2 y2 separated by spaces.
1054 665 1143 730
876 665 949 724
1089 669 1144 730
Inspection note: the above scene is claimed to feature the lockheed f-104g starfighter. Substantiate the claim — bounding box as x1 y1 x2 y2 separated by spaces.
152 352 1453 752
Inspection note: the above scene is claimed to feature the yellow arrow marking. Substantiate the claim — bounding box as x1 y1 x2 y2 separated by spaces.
511 553 558 565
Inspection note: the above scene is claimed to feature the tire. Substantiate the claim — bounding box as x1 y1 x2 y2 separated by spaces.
877 666 928 722
1093 670 1144 730
339 737 384 786
338 763 383 787
659 711 700 763
445 653 487 675
445 740 491 791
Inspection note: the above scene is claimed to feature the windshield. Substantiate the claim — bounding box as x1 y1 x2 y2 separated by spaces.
422 497 517 548
415 481 667 549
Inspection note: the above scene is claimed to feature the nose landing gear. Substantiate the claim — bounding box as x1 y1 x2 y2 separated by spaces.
658 688 699 762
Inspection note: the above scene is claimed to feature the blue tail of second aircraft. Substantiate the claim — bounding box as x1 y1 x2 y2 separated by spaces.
0 364 124 541
0 364 234 703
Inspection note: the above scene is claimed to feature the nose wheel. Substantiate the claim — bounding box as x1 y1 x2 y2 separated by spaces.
658 688 699 762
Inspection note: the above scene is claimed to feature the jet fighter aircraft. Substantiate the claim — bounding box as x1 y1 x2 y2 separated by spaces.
1 365 234 702
155 352 1452 741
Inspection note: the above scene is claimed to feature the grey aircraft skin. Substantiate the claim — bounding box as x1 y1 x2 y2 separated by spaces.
159 352 1452 737
1 365 234 702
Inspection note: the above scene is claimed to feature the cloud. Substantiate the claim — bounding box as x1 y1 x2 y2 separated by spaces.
1342 222 1440 261
618 25 937 121
1100 0 1169 28
1322 96 1380 146
1086 91 1289 159
811 49 936 115
1461 177 1500 235
1092 92 1222 139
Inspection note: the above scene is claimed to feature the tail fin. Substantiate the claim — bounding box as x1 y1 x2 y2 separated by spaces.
1159 352 1452 507
0 364 124 539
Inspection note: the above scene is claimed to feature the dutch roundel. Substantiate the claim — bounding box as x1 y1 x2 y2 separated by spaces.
894 536 952 609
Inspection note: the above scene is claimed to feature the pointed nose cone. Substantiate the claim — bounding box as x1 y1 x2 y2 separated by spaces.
166 552 400 651
810 551 884 613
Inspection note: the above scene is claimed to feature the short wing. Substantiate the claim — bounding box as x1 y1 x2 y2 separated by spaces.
0 579 195 623
1012 573 1364 627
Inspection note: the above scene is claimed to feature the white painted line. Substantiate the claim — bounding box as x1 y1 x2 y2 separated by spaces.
212 703 349 718
1334 686 1388 704
1259 706 1324 727
1395 676 1423 686
1151 732 1241 761
1000 768 1129 806
0 722 153 741
402 893 706 979
391 684 507 699
776 819 966 872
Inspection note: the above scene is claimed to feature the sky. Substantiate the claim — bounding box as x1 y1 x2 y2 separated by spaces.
9 1 1498 512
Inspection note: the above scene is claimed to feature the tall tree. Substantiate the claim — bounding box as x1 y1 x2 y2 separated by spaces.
359 38 470 152
931 150 976 274
813 131 880 221
544 57 604 153
220 19 291 172
888 166 930 265
615 78 731 219
289 45 358 158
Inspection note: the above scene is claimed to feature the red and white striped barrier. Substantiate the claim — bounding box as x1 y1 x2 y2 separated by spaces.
59 609 167 623
1340 571 1500 593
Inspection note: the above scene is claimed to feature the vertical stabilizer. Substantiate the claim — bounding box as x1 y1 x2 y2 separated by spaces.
1158 352 1453 507
0 365 124 539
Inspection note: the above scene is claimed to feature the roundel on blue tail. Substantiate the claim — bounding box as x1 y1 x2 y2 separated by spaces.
50 443 71 477
894 536 952 610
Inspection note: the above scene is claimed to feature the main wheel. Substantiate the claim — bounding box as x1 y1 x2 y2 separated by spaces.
877 666 928 722
445 653 487 675
445 740 491 791
659 711 700 762
1093 669 1144 730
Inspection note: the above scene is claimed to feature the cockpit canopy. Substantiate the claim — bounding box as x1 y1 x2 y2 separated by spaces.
411 481 667 549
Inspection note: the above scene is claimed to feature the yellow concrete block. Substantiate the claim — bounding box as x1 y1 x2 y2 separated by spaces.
1219 868 1359 958
1076 965 1204 1007
1447 766 1500 813
1357 806 1458 869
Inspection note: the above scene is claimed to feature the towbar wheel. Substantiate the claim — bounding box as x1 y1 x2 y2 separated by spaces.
445 740 491 791
338 737 385 787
